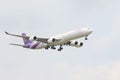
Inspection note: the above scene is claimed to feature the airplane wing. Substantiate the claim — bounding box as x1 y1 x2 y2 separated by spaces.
5 32 60 43
5 32 49 43
35 37 49 43
5 32 29 39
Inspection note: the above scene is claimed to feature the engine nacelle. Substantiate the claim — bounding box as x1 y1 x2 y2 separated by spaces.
69 41 83 47
47 38 56 44
29 36 37 41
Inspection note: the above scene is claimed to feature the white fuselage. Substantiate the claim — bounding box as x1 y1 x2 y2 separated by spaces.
33 27 92 49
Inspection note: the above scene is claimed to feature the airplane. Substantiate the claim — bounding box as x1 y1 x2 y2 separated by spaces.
5 27 93 51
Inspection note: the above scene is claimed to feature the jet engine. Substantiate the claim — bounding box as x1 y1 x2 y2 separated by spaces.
29 36 37 41
69 41 83 47
47 38 56 44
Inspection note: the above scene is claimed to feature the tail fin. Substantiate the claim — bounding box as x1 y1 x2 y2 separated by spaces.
22 33 31 45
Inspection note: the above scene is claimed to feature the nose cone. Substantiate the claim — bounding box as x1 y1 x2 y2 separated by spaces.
89 29 93 34
81 27 93 35
87 29 93 35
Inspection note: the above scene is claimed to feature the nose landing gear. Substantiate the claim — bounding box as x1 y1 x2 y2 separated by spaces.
85 35 88 40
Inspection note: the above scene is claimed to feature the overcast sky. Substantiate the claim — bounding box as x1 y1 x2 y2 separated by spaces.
0 0 120 80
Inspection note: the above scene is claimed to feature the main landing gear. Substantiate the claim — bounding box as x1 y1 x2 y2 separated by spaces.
45 45 56 50
45 45 63 51
51 45 56 50
45 45 50 49
58 45 63 51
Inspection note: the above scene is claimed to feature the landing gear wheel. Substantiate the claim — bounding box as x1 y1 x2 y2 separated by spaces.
58 45 63 51
58 49 62 51
45 47 48 50
51 46 56 50
58 48 63 51
45 45 50 50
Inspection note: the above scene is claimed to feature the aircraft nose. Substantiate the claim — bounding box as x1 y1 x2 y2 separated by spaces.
88 29 93 34
90 29 93 32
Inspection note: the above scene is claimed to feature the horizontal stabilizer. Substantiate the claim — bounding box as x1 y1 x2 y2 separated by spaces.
10 43 26 47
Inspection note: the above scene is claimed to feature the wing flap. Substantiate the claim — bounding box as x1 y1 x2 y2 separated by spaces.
36 38 49 43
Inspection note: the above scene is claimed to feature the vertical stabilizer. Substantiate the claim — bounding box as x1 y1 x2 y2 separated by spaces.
22 33 31 45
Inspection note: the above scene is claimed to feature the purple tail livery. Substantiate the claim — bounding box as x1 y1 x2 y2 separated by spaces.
22 33 31 46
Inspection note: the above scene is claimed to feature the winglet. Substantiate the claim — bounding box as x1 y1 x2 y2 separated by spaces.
5 31 9 35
